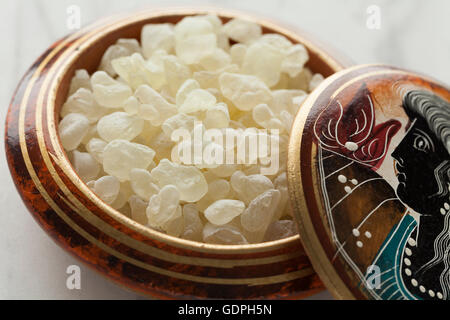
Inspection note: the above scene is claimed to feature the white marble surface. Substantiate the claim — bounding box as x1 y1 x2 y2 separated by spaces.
0 0 448 300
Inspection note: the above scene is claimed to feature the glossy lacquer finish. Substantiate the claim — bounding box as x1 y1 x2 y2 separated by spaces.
5 9 345 299
288 65 450 300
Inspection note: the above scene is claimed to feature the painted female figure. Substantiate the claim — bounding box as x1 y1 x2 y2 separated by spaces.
313 82 450 300
372 90 450 299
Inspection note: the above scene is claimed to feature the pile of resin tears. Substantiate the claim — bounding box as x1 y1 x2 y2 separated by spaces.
58 14 324 244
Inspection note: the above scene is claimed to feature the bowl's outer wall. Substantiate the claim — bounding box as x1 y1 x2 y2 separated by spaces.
4 10 344 299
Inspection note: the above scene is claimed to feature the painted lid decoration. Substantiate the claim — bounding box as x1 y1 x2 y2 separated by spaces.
288 64 450 300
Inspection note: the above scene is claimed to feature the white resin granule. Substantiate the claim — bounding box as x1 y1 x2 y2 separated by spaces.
60 14 324 244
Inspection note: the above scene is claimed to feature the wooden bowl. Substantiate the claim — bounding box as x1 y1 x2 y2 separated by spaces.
4 8 346 299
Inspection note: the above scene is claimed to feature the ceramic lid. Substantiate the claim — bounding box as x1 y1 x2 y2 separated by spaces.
287 64 450 300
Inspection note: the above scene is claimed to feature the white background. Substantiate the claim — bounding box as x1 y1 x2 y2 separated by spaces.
0 0 449 299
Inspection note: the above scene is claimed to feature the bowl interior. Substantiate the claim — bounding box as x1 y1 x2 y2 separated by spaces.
53 10 342 251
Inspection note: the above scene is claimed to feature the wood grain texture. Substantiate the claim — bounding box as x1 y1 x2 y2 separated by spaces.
5 9 346 299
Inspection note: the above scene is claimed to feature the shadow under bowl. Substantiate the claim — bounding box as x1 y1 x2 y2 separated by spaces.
5 8 345 299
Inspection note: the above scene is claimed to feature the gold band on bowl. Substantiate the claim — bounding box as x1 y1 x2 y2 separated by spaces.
16 8 344 290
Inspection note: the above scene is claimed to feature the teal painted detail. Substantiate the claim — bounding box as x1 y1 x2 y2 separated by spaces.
362 214 419 300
